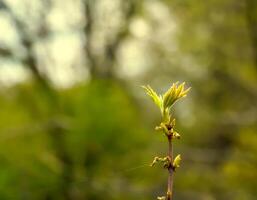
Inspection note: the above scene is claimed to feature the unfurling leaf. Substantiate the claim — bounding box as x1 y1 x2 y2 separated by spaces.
171 118 176 126
142 83 190 121
173 154 181 169
162 82 190 109
142 85 162 110
150 156 171 168
173 131 181 139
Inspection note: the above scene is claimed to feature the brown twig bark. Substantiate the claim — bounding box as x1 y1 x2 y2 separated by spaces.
167 136 174 200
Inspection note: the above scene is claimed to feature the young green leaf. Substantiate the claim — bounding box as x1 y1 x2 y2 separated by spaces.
162 82 191 109
162 82 177 109
142 85 162 110
173 154 181 169
162 108 170 123
173 131 181 139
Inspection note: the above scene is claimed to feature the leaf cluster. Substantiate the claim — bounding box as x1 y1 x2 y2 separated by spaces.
142 82 190 122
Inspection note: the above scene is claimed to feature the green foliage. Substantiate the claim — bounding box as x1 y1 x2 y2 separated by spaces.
0 80 154 200
143 83 190 123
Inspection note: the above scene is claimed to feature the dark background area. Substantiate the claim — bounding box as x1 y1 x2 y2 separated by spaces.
0 0 257 199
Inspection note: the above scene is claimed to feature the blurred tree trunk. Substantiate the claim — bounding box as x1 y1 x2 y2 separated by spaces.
0 1 74 199
83 0 137 79
245 0 257 70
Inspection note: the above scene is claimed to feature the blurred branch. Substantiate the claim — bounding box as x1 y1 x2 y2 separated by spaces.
104 1 137 77
48 119 73 200
0 0 51 90
83 0 138 78
84 0 97 77
245 0 257 70
0 46 13 57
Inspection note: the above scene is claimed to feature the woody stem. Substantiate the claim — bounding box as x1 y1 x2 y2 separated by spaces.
167 136 173 200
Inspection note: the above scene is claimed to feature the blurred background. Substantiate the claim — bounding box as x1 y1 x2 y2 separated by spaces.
0 0 257 199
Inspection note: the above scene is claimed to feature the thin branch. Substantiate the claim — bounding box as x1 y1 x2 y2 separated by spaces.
167 136 174 200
